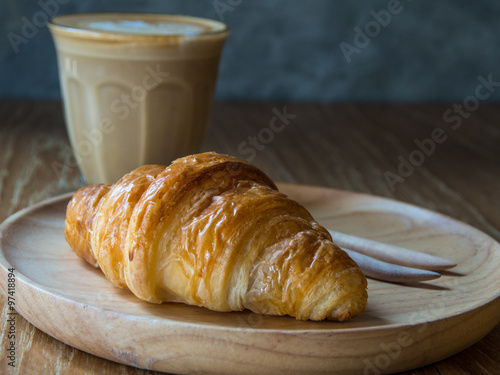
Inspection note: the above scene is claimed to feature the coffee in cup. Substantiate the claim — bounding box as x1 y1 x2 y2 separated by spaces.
49 13 229 184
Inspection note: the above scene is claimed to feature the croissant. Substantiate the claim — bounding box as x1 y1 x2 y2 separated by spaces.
65 152 368 321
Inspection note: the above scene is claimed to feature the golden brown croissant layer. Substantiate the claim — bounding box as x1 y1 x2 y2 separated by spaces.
65 152 368 321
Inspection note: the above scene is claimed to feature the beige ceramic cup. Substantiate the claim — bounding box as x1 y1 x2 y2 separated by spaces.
49 13 229 184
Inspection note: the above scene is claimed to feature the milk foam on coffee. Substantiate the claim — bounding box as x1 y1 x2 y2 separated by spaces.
56 13 223 36
84 20 206 35
49 13 229 184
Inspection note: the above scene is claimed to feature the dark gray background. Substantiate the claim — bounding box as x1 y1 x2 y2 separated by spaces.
1 0 500 101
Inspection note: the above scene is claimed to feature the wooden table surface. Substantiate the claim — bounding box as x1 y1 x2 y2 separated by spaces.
0 100 499 374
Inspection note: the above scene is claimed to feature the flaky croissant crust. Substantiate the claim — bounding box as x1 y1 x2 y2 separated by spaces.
65 152 367 321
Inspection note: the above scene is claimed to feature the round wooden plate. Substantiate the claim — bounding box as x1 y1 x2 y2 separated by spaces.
0 184 499 375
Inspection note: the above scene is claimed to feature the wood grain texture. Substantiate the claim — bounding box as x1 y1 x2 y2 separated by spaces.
0 100 499 374
0 186 499 374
